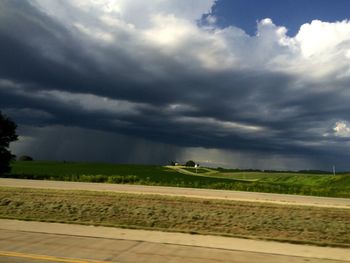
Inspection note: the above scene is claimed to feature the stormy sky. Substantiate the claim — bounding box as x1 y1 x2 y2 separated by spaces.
1 0 350 170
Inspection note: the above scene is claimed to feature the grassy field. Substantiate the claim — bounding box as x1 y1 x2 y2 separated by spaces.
5 161 350 198
181 167 209 174
0 187 349 247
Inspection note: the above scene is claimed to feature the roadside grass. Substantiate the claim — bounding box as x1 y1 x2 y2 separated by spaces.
0 187 349 247
5 161 350 198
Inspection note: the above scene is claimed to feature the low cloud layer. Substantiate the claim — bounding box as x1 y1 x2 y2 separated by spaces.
2 0 350 170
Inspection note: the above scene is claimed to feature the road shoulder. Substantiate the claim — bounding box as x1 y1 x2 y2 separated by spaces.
1 219 349 262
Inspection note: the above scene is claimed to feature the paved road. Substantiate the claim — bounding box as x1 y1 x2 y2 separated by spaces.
1 220 349 263
1 178 350 208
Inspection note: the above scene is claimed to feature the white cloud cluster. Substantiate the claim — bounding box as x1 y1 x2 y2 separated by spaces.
296 20 350 57
334 121 350 137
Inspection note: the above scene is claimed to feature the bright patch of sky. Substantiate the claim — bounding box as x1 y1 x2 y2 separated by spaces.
208 0 350 36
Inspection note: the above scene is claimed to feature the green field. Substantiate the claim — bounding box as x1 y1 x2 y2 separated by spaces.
1 187 349 247
181 167 209 174
4 161 350 198
8 161 237 187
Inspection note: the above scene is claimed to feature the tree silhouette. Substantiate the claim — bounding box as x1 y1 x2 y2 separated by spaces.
0 111 18 174
185 160 196 167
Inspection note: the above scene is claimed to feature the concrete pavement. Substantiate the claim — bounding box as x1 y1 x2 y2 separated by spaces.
0 229 348 263
0 219 350 263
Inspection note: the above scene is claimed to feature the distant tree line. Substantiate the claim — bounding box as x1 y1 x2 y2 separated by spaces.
18 155 33 161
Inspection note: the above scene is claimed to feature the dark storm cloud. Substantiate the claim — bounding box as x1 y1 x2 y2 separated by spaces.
11 125 183 165
2 0 350 169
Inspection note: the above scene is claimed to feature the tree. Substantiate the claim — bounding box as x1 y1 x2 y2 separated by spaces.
0 111 18 175
19 155 33 161
185 160 196 167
